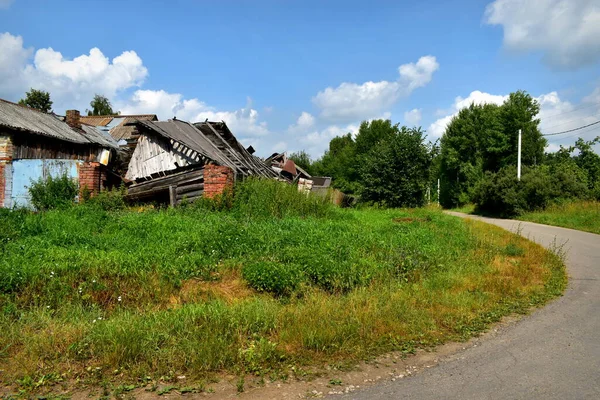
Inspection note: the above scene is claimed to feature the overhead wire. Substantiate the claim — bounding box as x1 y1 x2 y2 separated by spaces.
542 120 600 136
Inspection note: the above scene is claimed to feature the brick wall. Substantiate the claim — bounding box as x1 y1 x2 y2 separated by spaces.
203 164 234 199
78 161 106 197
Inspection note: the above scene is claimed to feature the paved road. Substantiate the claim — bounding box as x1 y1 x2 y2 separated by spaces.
338 213 600 400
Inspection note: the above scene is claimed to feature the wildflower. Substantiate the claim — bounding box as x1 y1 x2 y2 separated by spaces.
93 319 96 323
117 296 122 302
46 305 50 309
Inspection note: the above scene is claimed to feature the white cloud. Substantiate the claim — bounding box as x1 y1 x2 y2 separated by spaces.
427 91 508 138
404 108 422 126
312 55 439 122
121 91 270 137
485 0 600 68
0 0 14 10
287 111 315 134
0 32 148 112
300 123 359 157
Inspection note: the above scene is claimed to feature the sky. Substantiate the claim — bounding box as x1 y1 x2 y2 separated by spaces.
1 0 599 157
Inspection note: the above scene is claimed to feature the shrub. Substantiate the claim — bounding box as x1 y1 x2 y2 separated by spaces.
242 261 305 297
28 174 78 211
232 178 333 219
84 186 127 211
474 163 589 217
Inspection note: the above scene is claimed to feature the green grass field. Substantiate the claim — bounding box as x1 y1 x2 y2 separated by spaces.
520 201 600 235
0 181 567 395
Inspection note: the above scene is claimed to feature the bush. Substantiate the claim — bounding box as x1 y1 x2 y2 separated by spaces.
474 163 589 217
242 261 305 297
84 186 127 211
232 178 333 219
28 174 78 211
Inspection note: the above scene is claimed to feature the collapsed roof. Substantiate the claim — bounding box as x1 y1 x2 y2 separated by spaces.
126 119 277 181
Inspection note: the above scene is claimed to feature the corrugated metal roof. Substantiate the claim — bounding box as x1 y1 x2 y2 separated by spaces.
0 99 109 146
81 125 119 149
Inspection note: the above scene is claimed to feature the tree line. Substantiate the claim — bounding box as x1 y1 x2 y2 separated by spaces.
17 88 118 116
292 90 600 215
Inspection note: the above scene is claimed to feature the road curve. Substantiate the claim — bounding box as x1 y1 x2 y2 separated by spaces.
337 212 600 400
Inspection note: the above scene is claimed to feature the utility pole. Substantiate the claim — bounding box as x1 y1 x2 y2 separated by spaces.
517 129 522 181
437 178 440 206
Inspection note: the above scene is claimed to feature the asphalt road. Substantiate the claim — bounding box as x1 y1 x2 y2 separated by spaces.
337 213 600 400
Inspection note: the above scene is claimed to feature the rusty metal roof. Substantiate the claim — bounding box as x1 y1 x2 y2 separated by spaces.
0 98 112 147
80 114 157 127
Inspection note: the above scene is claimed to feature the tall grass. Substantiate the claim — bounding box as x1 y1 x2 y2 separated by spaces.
520 200 600 234
0 184 566 394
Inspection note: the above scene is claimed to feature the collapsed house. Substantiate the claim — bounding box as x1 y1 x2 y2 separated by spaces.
0 99 119 208
124 118 277 205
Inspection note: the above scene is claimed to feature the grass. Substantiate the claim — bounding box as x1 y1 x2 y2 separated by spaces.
520 200 600 235
0 180 567 396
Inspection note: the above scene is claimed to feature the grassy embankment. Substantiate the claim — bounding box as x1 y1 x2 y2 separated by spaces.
451 201 600 235
0 180 566 395
520 201 600 235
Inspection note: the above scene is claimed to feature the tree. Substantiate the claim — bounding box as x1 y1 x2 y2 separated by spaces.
87 94 117 116
288 151 314 176
438 90 547 208
18 88 53 113
359 127 432 207
312 133 360 194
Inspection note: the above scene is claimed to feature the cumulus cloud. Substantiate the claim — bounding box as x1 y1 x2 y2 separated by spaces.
485 0 600 68
300 123 360 157
312 56 439 122
0 32 148 111
287 111 315 134
404 108 422 126
121 91 270 137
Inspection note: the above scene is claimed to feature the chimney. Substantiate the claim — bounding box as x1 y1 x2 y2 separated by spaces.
66 110 81 130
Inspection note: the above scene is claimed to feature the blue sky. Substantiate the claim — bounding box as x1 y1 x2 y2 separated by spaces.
1 0 599 156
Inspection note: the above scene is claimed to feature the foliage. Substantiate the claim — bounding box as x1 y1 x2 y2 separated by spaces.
28 174 78 211
229 177 333 219
84 186 127 211
473 162 589 217
242 261 304 297
288 151 315 176
520 200 600 235
0 204 565 392
360 126 432 207
18 88 53 113
439 90 547 208
87 94 118 116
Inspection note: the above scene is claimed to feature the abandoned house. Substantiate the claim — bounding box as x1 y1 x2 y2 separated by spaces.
0 99 119 208
124 118 277 204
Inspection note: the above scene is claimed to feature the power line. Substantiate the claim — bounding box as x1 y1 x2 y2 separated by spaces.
540 99 600 121
542 120 600 136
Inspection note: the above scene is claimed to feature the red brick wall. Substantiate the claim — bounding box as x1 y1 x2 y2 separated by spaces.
203 164 234 199
78 161 106 197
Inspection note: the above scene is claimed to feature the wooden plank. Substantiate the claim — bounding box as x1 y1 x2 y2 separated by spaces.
176 183 204 194
169 185 176 207
176 189 203 200
127 168 204 194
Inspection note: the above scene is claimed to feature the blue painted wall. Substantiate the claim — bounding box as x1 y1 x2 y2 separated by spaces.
10 159 80 208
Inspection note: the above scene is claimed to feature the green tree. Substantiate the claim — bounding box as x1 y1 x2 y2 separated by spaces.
18 88 53 113
288 151 314 176
87 94 118 116
359 127 432 207
312 133 360 194
438 90 547 208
